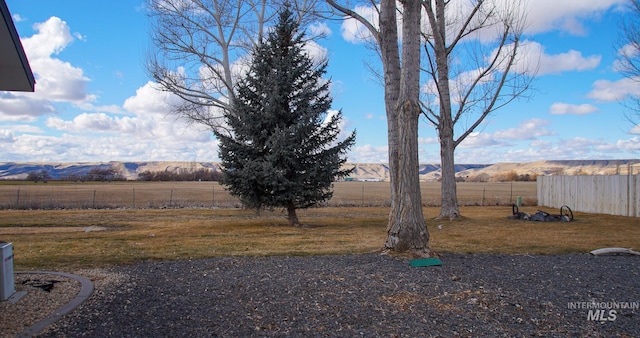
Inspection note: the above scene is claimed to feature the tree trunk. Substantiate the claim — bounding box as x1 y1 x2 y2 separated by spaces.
378 0 401 219
384 100 430 255
428 0 461 220
287 202 300 227
383 0 431 256
438 126 460 220
436 91 461 220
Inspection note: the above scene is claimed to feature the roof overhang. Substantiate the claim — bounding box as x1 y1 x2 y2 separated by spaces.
0 0 35 92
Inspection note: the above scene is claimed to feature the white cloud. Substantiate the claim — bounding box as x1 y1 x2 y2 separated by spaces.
21 17 74 59
123 81 178 116
74 102 126 115
46 113 120 133
614 43 639 72
322 110 339 126
348 144 388 163
459 118 554 149
615 136 640 150
309 22 331 37
303 40 329 65
418 136 439 145
454 135 633 163
459 133 504 148
515 41 601 76
520 0 627 35
2 124 43 134
586 78 640 102
73 32 86 41
453 147 508 163
493 118 555 139
549 103 598 115
0 130 17 143
529 139 553 148
0 134 67 161
523 136 636 160
12 14 26 22
340 5 379 44
540 50 601 75
29 57 91 102
322 109 353 143
618 43 638 59
0 92 55 121
1 128 219 163
631 124 640 134
556 137 610 157
44 80 212 145
35 76 216 161
449 117 639 162
0 16 93 121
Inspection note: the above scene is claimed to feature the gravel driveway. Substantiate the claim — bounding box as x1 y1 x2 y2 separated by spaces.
41 253 639 337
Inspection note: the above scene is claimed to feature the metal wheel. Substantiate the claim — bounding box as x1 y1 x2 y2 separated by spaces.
560 205 573 221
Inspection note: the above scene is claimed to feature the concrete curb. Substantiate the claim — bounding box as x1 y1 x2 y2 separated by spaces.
14 271 94 337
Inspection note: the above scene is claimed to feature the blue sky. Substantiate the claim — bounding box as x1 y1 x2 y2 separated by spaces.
1 0 639 164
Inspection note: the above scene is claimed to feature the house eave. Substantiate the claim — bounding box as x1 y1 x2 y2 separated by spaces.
0 0 35 92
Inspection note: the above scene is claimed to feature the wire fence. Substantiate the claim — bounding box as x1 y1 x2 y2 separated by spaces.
0 181 537 210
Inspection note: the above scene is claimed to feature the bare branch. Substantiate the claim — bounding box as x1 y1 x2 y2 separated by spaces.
616 0 640 125
147 0 321 133
452 21 512 126
444 1 485 53
325 0 380 43
454 36 524 147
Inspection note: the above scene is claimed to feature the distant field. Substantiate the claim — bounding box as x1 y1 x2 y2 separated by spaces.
0 181 536 209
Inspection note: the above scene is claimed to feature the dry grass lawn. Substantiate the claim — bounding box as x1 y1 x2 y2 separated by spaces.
0 205 638 271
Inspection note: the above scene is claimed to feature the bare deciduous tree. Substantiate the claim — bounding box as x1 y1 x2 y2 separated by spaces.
421 0 533 220
326 0 533 253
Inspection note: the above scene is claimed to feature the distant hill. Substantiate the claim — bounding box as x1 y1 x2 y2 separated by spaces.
0 160 638 181
455 159 640 181
0 161 220 181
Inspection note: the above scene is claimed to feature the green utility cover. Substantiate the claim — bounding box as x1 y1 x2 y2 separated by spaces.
409 258 443 267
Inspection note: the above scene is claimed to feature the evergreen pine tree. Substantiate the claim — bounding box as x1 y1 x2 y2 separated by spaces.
215 7 356 226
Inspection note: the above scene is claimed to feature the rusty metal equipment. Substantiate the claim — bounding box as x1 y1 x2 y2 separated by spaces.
509 204 573 222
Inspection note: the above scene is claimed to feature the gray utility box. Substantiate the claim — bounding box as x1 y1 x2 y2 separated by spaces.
0 242 15 301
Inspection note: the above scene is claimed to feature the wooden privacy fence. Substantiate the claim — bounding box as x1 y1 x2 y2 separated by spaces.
537 175 639 217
